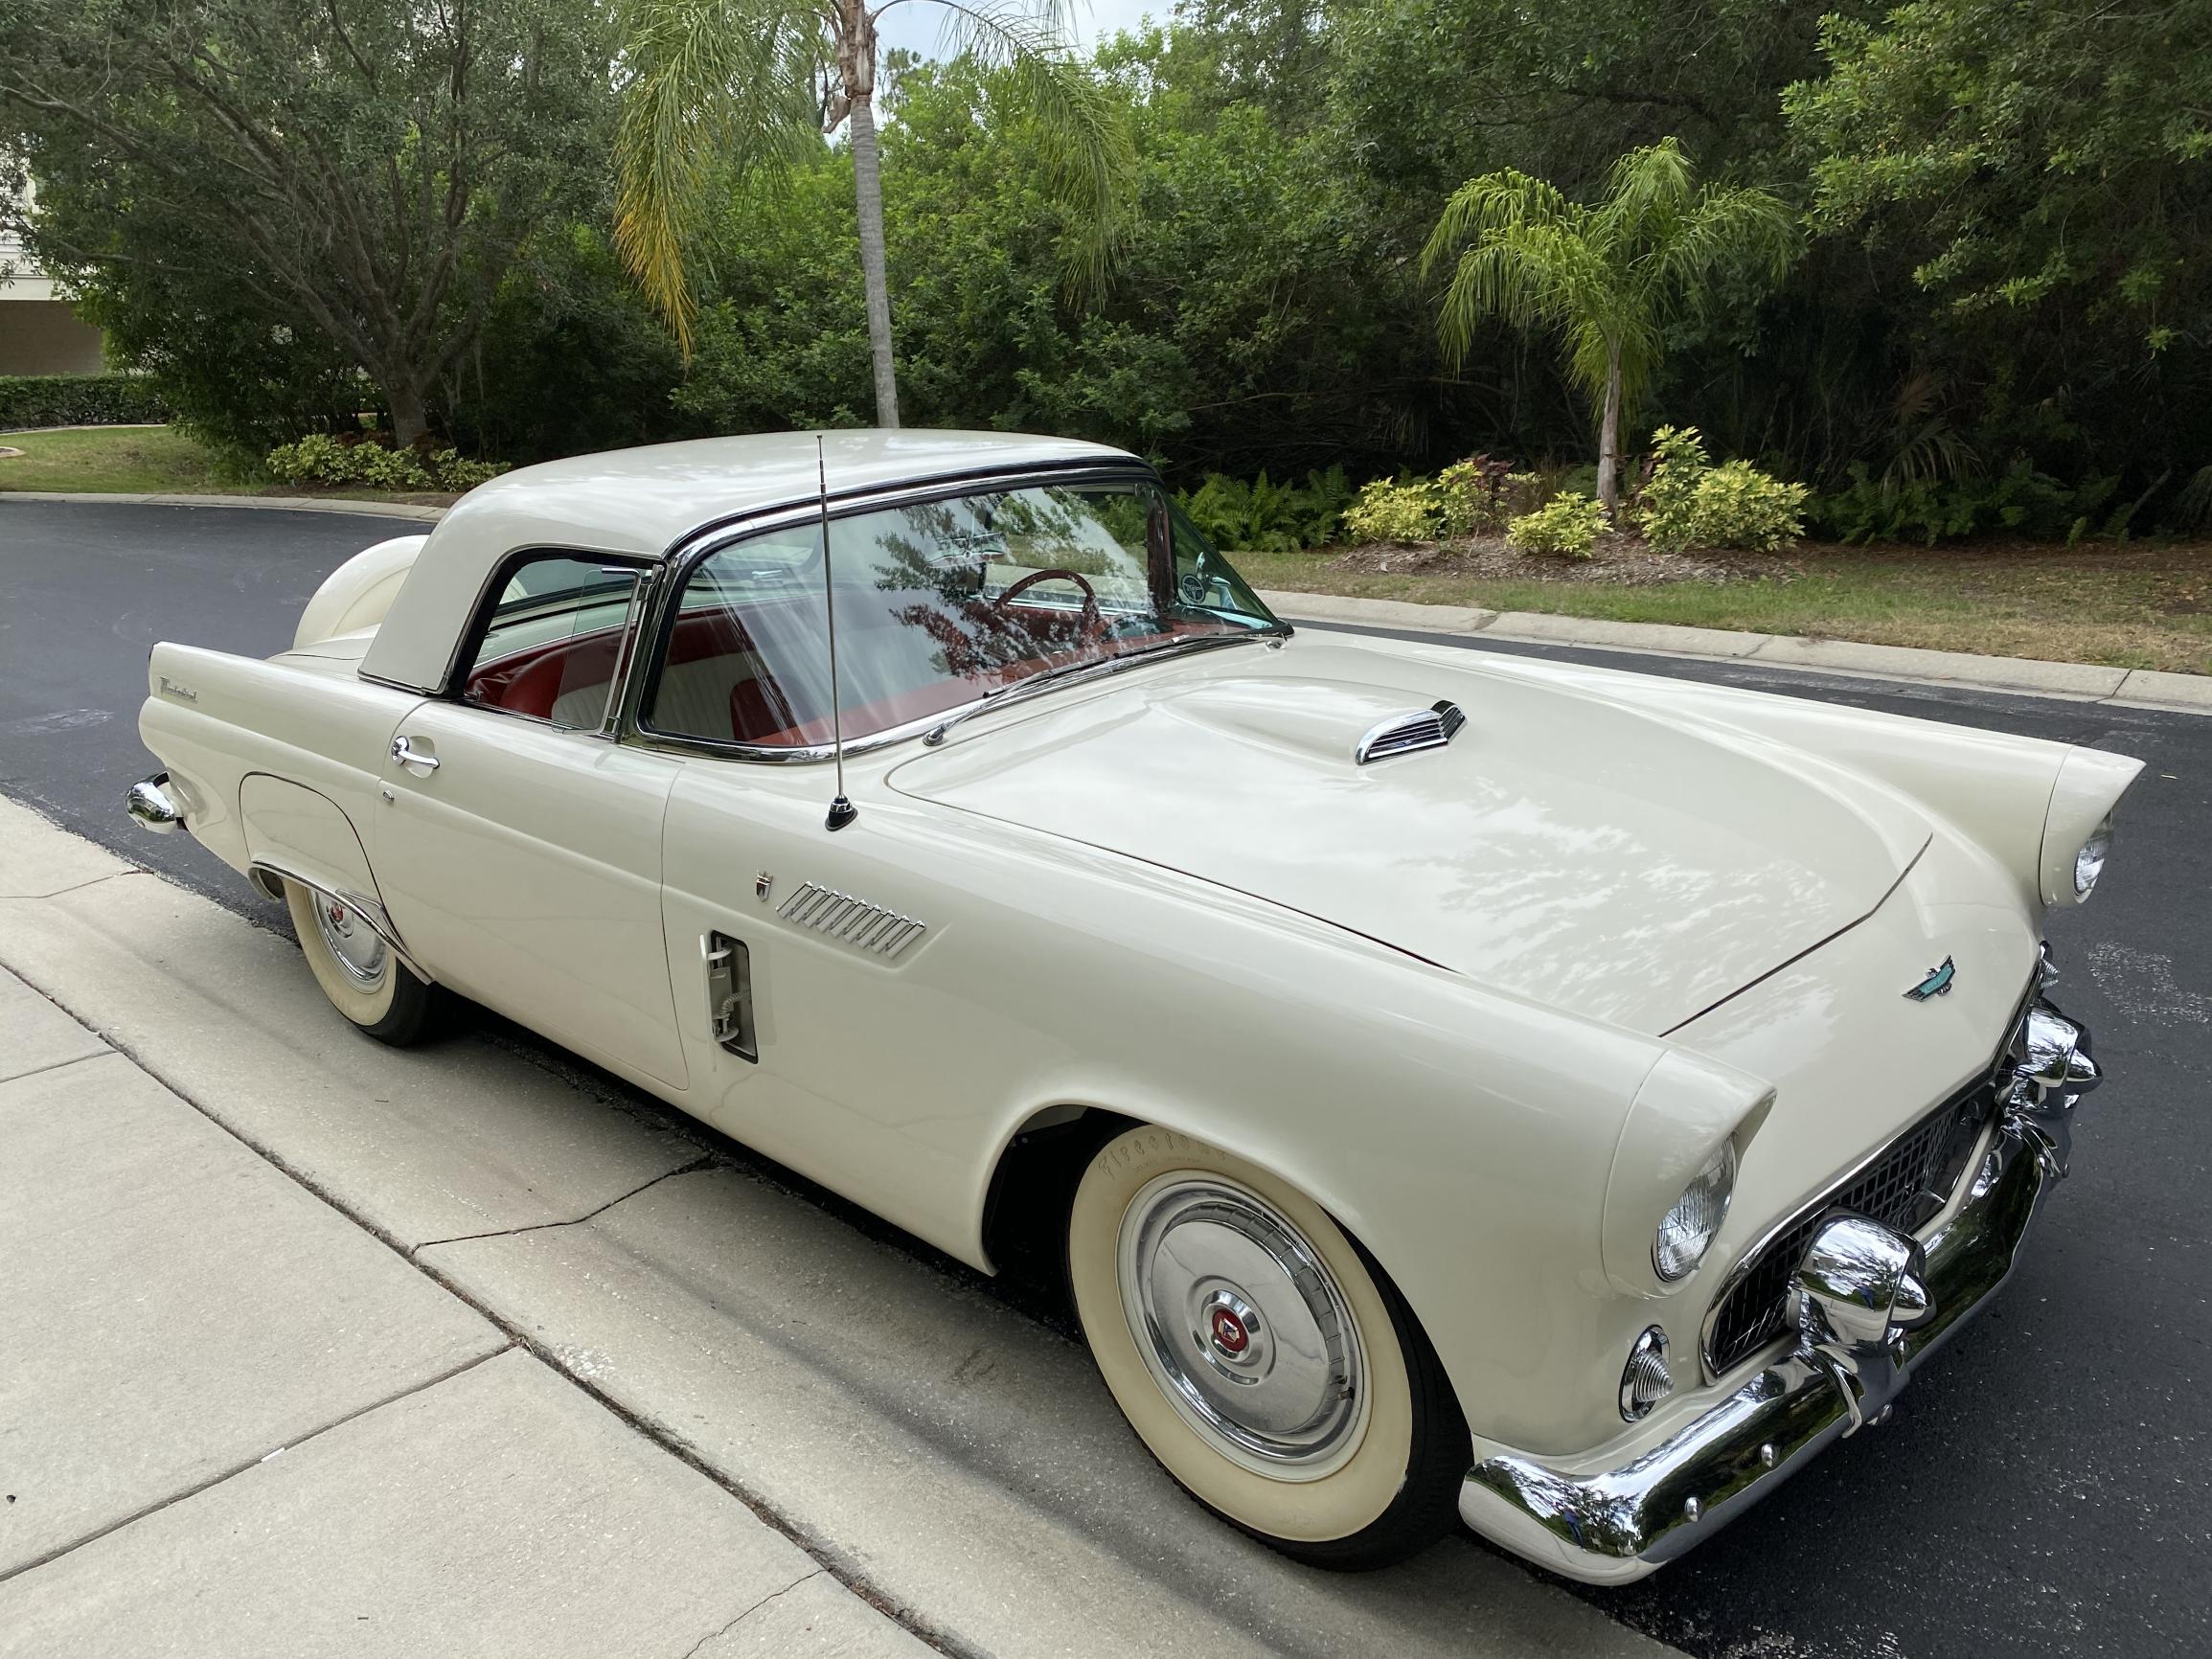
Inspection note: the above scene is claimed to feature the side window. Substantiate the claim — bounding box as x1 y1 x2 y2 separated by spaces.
457 554 643 729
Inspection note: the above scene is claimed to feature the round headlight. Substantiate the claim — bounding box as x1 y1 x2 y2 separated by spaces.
1653 1141 1736 1282
2073 814 2113 898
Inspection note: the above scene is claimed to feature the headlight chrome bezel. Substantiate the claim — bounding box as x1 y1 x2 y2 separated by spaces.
1653 1140 1737 1283
2072 813 2113 898
1618 1325 1674 1421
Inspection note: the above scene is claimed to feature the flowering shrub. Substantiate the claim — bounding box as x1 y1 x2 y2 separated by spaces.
1343 476 1442 543
1637 425 1806 553
1506 493 1608 557
264 432 508 492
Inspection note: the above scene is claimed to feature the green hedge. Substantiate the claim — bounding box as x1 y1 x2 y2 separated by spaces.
0 374 171 431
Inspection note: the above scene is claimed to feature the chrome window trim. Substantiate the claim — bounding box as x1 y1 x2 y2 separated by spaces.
434 548 657 737
666 455 1148 563
620 461 1287 765
427 544 659 704
1695 961 2043 1382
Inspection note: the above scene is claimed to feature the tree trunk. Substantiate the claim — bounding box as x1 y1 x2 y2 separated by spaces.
1595 344 1623 519
384 376 430 448
841 18 900 430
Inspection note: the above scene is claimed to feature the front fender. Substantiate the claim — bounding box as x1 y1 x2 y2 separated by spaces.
1453 652 2142 918
934 877 1706 1457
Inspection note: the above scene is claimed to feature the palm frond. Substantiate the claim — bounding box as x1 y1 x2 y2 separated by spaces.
1436 222 1621 382
1594 137 1694 254
1653 182 1799 312
1420 170 1576 280
614 0 823 352
929 0 1136 301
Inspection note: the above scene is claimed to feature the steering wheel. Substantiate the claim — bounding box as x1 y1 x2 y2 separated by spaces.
992 566 1104 638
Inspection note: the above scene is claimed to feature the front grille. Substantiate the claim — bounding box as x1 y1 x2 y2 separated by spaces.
1702 1073 2000 1376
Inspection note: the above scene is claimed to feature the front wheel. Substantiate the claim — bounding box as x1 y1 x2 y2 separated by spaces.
285 879 441 1045
1067 1125 1470 1569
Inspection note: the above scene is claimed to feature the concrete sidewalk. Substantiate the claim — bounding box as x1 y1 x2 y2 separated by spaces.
0 816 930 1656
0 794 1669 1659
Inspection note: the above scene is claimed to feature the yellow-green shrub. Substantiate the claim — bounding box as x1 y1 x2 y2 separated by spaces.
1506 493 1608 557
1343 477 1441 542
1638 425 1806 553
264 433 508 492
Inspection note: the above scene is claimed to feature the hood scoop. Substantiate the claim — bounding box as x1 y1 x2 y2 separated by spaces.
1357 700 1467 765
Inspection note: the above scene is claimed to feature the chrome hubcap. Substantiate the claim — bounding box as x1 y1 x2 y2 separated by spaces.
313 895 388 991
1118 1175 1368 1479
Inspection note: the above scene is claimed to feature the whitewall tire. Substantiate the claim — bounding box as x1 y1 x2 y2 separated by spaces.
1067 1125 1469 1568
285 879 439 1045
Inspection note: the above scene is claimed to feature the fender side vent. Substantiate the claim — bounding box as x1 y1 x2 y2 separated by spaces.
777 882 928 958
1355 700 1466 765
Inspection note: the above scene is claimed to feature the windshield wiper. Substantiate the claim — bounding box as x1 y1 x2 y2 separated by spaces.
921 629 1280 747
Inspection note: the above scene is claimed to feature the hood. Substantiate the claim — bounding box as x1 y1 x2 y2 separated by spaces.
888 637 1931 1034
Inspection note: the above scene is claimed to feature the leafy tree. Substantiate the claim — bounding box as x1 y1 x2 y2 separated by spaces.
0 0 620 447
1787 0 2211 352
451 226 703 465
1785 0 2212 508
1422 139 1799 513
614 0 1133 426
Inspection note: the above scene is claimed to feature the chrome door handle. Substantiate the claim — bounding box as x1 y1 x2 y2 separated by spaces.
391 737 441 773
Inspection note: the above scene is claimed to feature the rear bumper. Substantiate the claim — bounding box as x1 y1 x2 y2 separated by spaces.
125 770 187 833
1459 996 2091 1584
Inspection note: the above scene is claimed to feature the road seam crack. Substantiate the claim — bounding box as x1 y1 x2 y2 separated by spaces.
409 1157 717 1256
0 1341 513 1586
676 1569 822 1659
0 1048 114 1088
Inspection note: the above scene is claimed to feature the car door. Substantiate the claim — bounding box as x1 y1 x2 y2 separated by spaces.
373 551 691 1090
637 519 992 1246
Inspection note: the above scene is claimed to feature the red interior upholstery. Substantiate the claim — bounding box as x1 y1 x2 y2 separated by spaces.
463 625 625 720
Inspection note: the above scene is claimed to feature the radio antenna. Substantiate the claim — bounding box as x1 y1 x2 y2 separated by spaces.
818 435 857 832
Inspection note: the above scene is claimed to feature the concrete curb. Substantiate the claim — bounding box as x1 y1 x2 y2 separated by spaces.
0 489 447 520
1260 588 2212 716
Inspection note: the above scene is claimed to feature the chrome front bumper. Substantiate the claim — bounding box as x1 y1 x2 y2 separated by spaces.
1459 992 2099 1585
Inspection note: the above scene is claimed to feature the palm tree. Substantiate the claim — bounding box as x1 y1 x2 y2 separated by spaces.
616 0 1131 426
1422 139 1798 516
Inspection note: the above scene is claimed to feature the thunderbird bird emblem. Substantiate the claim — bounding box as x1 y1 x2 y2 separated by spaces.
1904 957 1957 1002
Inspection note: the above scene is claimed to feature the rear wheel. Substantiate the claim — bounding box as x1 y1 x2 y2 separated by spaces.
1067 1125 1469 1569
285 879 439 1045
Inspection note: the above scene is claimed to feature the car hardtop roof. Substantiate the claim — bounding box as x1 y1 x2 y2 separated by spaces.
359 428 1141 693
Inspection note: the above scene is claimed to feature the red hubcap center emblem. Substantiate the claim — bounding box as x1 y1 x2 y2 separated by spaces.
1210 1308 1250 1354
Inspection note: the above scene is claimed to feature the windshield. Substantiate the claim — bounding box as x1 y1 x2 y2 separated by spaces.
642 477 1279 749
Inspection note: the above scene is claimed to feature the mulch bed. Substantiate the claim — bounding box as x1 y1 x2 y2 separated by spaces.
1328 532 1787 586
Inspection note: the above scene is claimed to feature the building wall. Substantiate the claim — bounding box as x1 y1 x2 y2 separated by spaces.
0 299 107 375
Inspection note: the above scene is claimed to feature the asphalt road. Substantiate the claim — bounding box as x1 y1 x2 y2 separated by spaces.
3 497 2206 1659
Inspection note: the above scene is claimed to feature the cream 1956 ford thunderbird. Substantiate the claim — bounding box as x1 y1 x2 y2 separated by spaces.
126 430 2136 1580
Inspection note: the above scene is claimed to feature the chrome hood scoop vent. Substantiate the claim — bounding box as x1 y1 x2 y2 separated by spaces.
888 638 1931 1034
1357 700 1467 764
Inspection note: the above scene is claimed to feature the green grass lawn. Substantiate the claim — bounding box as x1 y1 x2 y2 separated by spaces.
0 425 243 493
1236 542 2212 675
0 424 448 504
